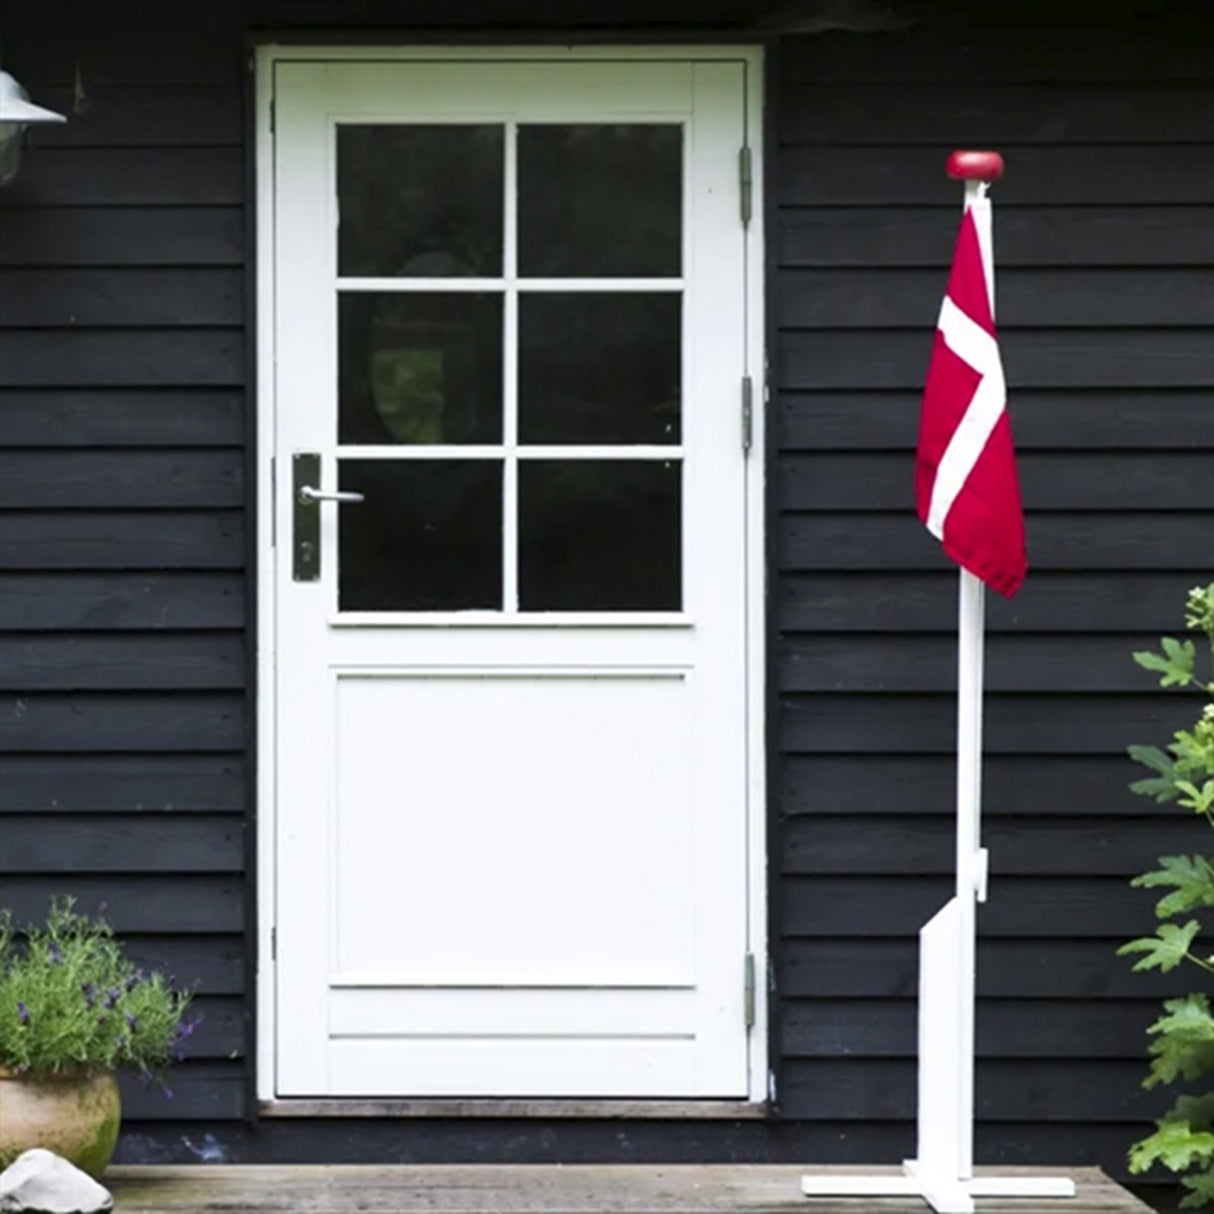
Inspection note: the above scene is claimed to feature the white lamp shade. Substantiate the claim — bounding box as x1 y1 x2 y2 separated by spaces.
0 70 67 123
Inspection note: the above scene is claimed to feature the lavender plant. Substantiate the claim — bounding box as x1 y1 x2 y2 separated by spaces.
0 897 198 1083
1118 583 1214 1209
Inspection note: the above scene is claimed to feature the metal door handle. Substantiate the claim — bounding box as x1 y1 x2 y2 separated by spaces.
293 453 364 582
298 485 365 504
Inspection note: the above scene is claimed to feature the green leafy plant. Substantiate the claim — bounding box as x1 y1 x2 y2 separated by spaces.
1118 583 1214 1208
0 897 198 1085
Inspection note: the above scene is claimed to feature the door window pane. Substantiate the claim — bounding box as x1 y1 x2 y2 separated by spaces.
339 460 502 611
519 293 681 445
339 294 503 445
518 125 682 277
519 461 681 611
338 125 504 278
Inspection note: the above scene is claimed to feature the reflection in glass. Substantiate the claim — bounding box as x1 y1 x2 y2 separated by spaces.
520 294 681 445
338 125 504 277
339 294 503 445
519 461 681 611
518 125 682 277
339 460 502 611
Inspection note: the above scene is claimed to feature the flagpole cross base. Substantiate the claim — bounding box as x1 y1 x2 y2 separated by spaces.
800 1164 1075 1212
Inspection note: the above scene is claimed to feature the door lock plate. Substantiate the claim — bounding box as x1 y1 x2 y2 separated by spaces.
293 453 321 582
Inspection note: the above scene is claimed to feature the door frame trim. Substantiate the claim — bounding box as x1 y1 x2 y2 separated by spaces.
254 42 767 1110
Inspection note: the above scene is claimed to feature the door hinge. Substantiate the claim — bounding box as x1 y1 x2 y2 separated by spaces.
269 456 277 548
268 97 275 134
741 375 754 453
738 145 753 228
270 927 277 961
743 953 756 1029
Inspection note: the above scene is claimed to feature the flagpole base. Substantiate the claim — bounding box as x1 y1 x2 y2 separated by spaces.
800 1165 1075 1212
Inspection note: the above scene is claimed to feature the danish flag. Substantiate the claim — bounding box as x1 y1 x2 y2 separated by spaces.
915 195 1026 598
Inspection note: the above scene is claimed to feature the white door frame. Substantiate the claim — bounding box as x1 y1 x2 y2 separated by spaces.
253 42 767 1110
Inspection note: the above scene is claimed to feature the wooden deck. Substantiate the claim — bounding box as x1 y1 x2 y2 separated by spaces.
105 1164 1152 1212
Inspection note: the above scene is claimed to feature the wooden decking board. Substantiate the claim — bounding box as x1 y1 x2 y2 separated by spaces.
104 1164 1152 1213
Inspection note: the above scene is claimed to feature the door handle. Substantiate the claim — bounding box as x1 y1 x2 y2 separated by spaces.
293 453 364 582
298 485 366 505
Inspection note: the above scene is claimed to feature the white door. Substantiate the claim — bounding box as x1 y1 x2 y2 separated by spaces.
266 53 760 1099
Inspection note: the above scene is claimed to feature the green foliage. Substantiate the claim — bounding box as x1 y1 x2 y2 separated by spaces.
1121 584 1214 1204
0 898 197 1083
1130 1114 1214 1176
1131 1096 1214 1209
1184 1175 1214 1209
1145 996 1214 1088
1121 920 1204 974
1136 856 1214 920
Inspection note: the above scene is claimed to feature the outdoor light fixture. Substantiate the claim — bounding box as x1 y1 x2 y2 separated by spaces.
0 69 66 186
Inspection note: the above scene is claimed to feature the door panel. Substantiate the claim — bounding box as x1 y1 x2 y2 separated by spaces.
270 57 754 1099
331 673 694 986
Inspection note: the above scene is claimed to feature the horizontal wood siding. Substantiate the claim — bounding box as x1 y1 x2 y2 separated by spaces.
771 0 1214 1183
0 0 250 1136
0 0 1210 1182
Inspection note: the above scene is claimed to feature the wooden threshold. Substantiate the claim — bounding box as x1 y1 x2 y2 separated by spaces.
105 1164 1153 1213
260 1097 770 1119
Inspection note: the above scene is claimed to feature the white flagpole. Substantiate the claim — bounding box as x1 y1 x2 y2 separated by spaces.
954 178 991 1188
954 563 986 1180
800 151 1074 1212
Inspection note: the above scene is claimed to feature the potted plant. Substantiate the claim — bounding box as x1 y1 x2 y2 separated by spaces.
0 897 198 1178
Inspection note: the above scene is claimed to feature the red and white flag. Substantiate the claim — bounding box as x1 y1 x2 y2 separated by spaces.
915 194 1026 598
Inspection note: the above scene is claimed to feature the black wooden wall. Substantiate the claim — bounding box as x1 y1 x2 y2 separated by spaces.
1 0 1212 1181
771 6 1214 1175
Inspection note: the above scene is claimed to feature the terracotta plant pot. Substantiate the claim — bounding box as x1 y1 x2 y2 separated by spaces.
0 1067 121 1178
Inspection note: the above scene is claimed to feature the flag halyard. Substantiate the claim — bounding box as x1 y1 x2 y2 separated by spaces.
916 198 1027 598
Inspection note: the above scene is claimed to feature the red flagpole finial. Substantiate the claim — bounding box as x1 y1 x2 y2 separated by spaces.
946 150 1005 183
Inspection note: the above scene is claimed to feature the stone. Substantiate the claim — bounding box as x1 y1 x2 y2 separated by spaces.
0 1150 113 1214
